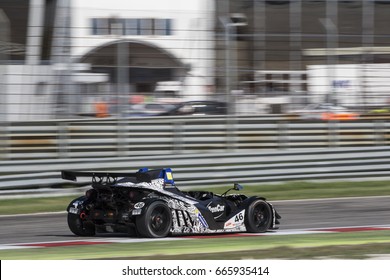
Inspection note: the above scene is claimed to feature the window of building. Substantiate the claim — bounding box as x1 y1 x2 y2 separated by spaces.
91 18 109 35
125 18 139 35
139 18 153 35
91 17 173 36
154 19 172 35
110 18 124 36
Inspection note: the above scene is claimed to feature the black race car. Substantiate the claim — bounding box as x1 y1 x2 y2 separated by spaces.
62 168 281 238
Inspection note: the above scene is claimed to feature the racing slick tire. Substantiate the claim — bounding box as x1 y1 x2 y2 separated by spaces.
136 201 172 238
245 199 272 233
67 213 96 236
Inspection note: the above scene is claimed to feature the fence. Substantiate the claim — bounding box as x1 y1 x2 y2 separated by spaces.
1 116 390 197
2 115 390 160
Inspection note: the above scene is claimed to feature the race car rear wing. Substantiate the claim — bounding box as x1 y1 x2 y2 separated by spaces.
61 170 138 182
61 168 175 186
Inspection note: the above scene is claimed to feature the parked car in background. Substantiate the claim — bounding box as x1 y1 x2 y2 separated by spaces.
291 103 359 120
125 103 177 117
159 100 227 116
125 100 227 117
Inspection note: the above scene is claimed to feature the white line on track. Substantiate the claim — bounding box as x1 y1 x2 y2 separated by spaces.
2 195 390 218
1 225 390 250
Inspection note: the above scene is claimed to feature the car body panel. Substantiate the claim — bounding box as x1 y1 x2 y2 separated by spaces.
62 168 280 237
292 103 359 120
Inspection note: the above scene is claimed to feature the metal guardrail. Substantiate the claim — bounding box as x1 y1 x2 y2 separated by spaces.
1 145 390 198
1 116 390 160
1 116 390 198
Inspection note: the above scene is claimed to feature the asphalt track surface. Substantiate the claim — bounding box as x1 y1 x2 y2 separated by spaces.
1 196 390 245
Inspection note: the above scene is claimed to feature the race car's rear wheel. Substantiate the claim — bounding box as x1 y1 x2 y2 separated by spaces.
245 199 272 233
67 213 95 236
136 201 172 238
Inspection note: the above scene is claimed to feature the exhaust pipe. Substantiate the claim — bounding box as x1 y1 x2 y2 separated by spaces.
80 212 87 220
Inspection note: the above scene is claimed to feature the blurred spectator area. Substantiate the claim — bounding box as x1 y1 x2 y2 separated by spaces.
1 1 390 121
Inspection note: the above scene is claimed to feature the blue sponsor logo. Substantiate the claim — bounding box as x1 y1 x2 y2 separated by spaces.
197 213 208 228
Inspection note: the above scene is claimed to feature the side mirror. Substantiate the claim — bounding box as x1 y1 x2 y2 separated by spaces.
222 183 244 197
234 183 243 191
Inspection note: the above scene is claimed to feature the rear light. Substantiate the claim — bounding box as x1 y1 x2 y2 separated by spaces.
106 211 115 218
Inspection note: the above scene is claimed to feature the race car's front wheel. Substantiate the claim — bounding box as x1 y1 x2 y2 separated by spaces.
67 213 95 236
245 199 272 233
136 201 172 238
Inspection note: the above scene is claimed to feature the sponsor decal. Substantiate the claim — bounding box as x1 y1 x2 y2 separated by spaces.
198 214 208 228
68 207 79 214
195 209 208 228
134 202 145 209
72 200 81 208
132 209 142 215
207 204 225 213
224 210 245 229
207 202 225 219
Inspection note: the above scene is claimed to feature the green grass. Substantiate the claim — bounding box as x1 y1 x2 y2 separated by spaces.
1 180 390 215
1 231 390 260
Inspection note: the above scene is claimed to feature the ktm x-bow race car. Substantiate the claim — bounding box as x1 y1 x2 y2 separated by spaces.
62 168 281 238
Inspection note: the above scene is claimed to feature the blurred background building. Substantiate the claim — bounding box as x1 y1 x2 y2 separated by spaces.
1 0 390 120
215 0 390 114
0 0 215 120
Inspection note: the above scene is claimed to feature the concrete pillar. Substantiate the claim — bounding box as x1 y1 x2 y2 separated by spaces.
26 0 45 65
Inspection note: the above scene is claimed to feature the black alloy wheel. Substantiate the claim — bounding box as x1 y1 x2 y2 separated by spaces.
136 201 172 238
245 199 272 233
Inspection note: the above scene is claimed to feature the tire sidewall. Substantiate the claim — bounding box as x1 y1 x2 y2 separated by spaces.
245 199 272 233
136 200 172 238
